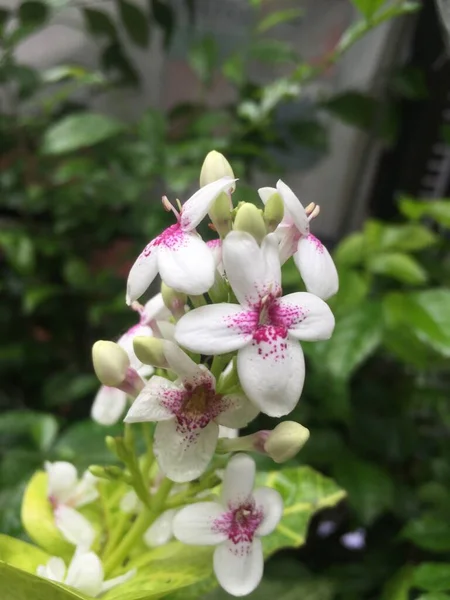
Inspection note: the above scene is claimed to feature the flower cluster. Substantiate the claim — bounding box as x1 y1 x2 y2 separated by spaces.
36 151 337 598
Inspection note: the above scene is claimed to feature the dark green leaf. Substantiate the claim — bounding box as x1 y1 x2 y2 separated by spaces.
290 119 327 151
101 41 140 85
390 66 428 100
378 223 438 252
151 0 174 47
83 8 116 38
118 0 150 47
399 197 450 227
402 514 450 552
18 1 48 26
0 8 10 35
42 113 124 154
413 563 450 593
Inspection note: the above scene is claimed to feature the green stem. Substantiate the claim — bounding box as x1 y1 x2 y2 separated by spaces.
102 511 132 560
210 354 230 380
141 424 154 486
190 294 206 308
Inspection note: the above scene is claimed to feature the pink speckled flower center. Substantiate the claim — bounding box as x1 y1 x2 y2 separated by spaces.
142 224 185 257
308 233 324 254
213 500 263 545
161 381 225 431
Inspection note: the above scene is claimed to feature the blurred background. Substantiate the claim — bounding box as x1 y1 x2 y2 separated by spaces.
1 0 450 598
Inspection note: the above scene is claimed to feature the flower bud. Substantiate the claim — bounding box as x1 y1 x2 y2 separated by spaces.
133 336 169 369
209 192 232 237
89 465 130 482
264 192 285 232
92 341 129 387
161 282 186 320
200 151 235 188
264 421 310 463
233 203 267 244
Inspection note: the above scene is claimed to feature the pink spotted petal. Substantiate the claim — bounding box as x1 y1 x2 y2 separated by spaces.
158 231 215 295
175 304 255 356
221 453 255 508
180 177 237 231
276 180 309 235
276 223 301 265
126 240 159 305
294 234 339 300
237 332 305 417
213 538 264 597
215 393 259 429
124 376 181 423
274 292 335 341
163 341 215 389
173 502 227 545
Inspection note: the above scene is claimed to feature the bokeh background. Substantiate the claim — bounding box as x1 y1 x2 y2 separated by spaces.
2 0 450 598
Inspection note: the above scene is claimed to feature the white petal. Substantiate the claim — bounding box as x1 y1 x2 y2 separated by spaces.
218 426 239 439
275 292 335 341
143 509 177 547
73 471 99 508
276 223 301 264
142 292 171 322
65 549 103 597
158 231 215 295
120 490 140 514
175 304 254 355
276 180 309 235
172 502 227 545
101 569 136 593
54 506 95 548
294 234 339 300
157 320 176 342
45 461 78 505
118 324 153 370
126 240 159 305
221 453 255 508
38 557 66 582
257 186 277 205
223 231 281 309
91 386 127 427
124 376 181 423
216 394 259 429
213 538 263 596
253 487 283 537
163 341 215 388
237 334 305 417
138 364 155 378
154 419 219 482
180 177 236 231
206 238 223 271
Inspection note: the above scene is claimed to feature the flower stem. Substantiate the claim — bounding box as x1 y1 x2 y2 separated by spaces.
102 511 132 560
190 294 206 308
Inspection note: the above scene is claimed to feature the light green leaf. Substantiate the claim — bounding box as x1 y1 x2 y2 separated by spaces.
118 0 150 47
402 513 450 552
42 113 124 154
378 223 438 252
381 566 414 600
257 8 303 33
399 197 450 227
351 0 386 19
367 252 427 284
417 595 450 600
189 36 218 86
21 472 75 558
413 563 450 593
333 232 366 267
31 414 58 452
0 534 49 573
328 269 369 315
0 562 89 600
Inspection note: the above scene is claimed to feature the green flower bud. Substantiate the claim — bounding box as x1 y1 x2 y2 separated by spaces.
92 340 129 387
209 191 232 237
133 336 168 369
233 203 267 244
161 282 186 320
264 192 285 232
89 465 130 482
200 150 235 188
264 421 310 463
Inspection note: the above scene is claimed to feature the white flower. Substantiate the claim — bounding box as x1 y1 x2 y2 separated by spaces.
91 294 172 426
175 231 335 417
126 177 236 303
37 547 135 597
144 509 178 548
124 342 258 482
173 453 283 597
206 238 224 275
45 462 98 547
259 180 339 299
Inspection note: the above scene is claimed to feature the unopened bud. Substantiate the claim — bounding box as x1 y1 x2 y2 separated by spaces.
264 421 310 463
200 151 235 188
209 192 233 237
89 465 130 482
233 203 267 244
92 341 129 387
133 336 168 369
106 436 130 463
264 192 285 232
161 282 186 320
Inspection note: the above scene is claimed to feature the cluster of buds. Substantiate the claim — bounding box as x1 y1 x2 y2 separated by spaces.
39 151 338 598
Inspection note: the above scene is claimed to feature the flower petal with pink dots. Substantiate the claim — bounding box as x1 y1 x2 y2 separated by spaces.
294 234 339 300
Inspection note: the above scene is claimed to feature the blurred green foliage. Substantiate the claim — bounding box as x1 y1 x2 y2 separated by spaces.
3 1 447 599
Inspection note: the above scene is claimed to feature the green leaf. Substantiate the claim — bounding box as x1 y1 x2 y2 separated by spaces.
83 8 116 38
367 252 427 284
0 562 89 600
18 1 48 26
378 223 438 252
333 232 366 267
417 594 450 600
402 513 450 552
31 415 58 452
328 269 369 315
42 113 124 154
257 8 303 33
399 197 450 227
21 472 74 558
413 563 450 593
308 302 383 381
101 41 140 86
151 0 175 47
351 0 386 19
381 566 414 600
333 455 394 524
0 534 49 573
189 36 218 85
250 40 296 65
118 0 150 47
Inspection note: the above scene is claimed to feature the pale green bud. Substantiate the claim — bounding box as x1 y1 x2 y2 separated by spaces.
264 421 310 463
92 340 129 387
89 465 130 482
200 150 235 188
133 336 168 369
161 282 186 320
209 191 232 237
233 203 267 244
264 192 285 232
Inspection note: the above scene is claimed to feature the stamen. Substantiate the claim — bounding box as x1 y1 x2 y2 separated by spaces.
162 196 181 222
131 301 144 314
305 202 315 215
208 222 217 231
308 205 321 221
